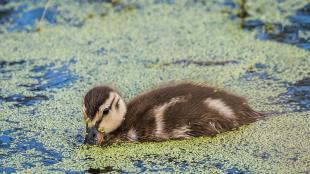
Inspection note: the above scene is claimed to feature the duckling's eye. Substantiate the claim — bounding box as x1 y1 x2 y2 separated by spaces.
102 108 110 115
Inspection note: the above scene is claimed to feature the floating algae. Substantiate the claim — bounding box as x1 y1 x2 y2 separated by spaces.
0 0 310 173
228 0 310 51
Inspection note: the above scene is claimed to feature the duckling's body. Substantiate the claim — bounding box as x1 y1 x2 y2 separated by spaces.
83 83 262 146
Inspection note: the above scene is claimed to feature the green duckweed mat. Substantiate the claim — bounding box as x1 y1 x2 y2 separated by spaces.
0 0 309 173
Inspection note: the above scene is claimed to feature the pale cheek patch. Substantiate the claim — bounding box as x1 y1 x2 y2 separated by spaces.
153 96 187 138
204 98 235 119
98 94 127 134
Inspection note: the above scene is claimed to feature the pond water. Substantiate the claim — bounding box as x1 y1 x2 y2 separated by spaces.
0 0 309 173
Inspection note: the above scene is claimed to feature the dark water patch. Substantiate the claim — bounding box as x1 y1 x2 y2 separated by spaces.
66 171 85 174
278 77 310 112
9 7 56 31
30 60 76 91
1 128 21 135
289 3 310 30
288 156 298 162
0 1 111 31
0 60 28 80
242 63 280 82
0 94 49 107
76 131 85 144
243 70 271 81
222 0 310 51
65 130 85 147
0 60 27 67
1 128 62 167
95 47 106 56
296 42 310 50
0 0 9 5
240 3 310 51
255 24 300 44
223 0 238 9
0 58 77 107
20 58 77 91
0 167 16 174
130 155 178 173
1 3 57 32
244 22 308 50
0 135 13 148
16 138 63 166
0 7 13 27
0 13 10 29
242 20 264 30
132 160 146 173
0 60 27 71
21 162 35 169
226 167 248 174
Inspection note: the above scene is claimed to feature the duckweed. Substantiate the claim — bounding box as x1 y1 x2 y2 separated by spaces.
0 0 309 173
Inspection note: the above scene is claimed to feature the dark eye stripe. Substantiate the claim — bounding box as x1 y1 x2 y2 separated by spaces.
115 98 120 109
95 116 103 126
109 96 116 109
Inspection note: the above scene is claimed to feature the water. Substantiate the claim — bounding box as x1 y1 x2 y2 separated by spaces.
280 77 310 112
241 3 310 51
0 0 309 173
0 58 77 107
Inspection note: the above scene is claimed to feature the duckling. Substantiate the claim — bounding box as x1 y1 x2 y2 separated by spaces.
82 82 262 146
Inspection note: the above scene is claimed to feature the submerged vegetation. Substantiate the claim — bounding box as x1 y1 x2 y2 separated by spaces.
0 0 310 173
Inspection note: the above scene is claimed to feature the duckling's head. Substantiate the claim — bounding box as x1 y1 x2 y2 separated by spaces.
82 86 127 146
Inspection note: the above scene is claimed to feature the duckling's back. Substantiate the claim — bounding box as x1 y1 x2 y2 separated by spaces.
120 83 262 141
